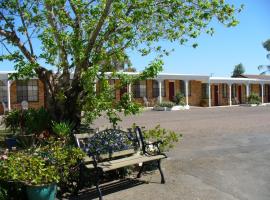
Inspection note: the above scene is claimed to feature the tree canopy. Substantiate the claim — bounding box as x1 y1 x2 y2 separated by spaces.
0 0 242 126
232 63 245 77
258 39 270 74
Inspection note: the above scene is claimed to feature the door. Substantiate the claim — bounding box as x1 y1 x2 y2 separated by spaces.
267 85 270 102
238 85 242 104
169 82 175 101
214 85 219 106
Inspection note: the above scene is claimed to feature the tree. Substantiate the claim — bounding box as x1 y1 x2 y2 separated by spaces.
232 63 245 77
258 39 270 74
0 0 242 127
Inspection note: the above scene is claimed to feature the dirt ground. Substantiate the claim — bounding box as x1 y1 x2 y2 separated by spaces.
79 106 270 200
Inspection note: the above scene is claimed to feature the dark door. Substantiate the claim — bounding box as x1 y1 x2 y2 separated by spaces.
214 85 219 106
169 82 175 101
238 85 242 104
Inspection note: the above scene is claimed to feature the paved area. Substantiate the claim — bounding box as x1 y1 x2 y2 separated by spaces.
90 106 270 200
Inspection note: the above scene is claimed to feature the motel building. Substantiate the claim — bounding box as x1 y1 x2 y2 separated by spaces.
1 71 270 114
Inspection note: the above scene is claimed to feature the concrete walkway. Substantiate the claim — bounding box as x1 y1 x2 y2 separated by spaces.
90 106 270 200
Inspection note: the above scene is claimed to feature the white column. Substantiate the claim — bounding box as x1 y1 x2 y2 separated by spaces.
7 80 11 110
208 82 211 107
229 84 232 106
158 80 162 104
246 83 250 98
185 80 189 106
261 83 264 104
128 83 132 101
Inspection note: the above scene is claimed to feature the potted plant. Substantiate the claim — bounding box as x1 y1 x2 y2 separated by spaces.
153 101 175 111
0 151 59 200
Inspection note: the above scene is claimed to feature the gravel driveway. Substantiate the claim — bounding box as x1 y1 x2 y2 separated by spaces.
87 106 270 200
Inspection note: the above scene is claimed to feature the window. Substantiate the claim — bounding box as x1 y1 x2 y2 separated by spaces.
0 81 7 103
152 80 165 97
222 84 228 98
133 80 146 98
17 80 38 102
201 83 209 99
180 80 191 96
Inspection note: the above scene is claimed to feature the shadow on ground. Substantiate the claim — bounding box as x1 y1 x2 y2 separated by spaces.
70 179 145 200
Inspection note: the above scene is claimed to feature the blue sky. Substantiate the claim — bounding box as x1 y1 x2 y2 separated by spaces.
130 0 270 76
1 0 269 77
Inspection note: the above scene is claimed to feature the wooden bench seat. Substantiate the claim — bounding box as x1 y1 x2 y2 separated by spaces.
85 154 166 172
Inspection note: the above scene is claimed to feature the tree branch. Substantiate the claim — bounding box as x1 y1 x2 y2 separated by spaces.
84 0 113 63
17 0 34 55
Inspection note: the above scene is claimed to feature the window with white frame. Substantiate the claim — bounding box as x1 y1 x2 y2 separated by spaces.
152 80 165 97
0 81 7 103
180 80 191 96
17 80 39 103
133 80 146 98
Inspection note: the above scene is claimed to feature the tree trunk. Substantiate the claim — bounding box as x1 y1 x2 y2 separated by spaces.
41 74 83 129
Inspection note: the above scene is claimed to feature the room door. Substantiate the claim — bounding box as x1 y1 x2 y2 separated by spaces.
169 82 175 101
238 85 242 104
214 85 219 106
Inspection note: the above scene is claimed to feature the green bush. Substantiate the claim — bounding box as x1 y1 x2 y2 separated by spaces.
247 93 261 105
0 141 85 186
3 107 51 135
157 101 175 108
173 93 185 105
52 121 74 139
141 125 181 152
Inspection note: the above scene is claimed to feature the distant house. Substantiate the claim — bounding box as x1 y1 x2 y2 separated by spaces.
1 71 270 114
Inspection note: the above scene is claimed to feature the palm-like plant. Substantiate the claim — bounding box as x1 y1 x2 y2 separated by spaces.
258 39 270 74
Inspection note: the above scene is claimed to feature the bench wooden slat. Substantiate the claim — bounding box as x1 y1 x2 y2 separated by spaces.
85 154 166 172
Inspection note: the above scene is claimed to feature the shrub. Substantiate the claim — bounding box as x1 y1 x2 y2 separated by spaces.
200 99 208 107
52 121 74 139
141 125 181 152
157 101 175 108
247 93 261 105
3 107 51 135
172 93 185 105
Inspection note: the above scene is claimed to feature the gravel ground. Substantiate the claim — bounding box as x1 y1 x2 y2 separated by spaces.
78 106 270 200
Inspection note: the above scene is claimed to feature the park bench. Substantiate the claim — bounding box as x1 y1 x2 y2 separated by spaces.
74 126 167 200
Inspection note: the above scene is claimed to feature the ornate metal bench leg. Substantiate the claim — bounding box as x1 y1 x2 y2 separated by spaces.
95 168 103 200
157 160 165 184
137 163 145 178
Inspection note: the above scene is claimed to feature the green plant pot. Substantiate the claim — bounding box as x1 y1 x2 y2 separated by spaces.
26 184 57 200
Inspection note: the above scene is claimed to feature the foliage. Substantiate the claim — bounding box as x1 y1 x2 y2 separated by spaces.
258 39 270 74
0 0 243 126
232 63 245 77
52 121 73 139
3 108 51 135
3 110 20 134
0 141 85 187
173 93 185 105
0 152 59 186
157 101 175 108
200 99 208 107
141 125 181 152
247 93 261 105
